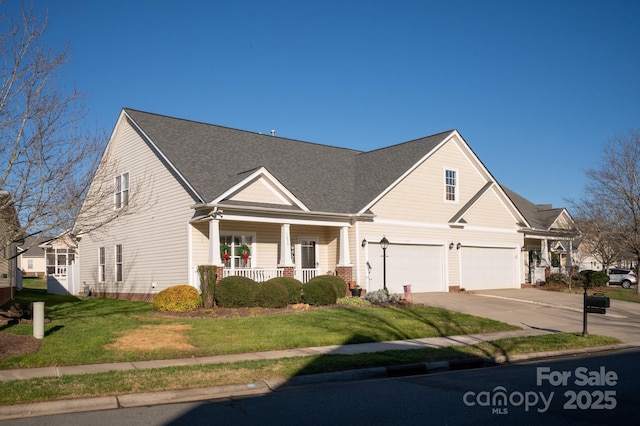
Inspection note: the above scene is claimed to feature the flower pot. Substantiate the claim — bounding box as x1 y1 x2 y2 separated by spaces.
351 288 362 297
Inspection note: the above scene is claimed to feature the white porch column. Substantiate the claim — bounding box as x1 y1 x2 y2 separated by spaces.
338 226 351 266
279 223 294 266
208 218 222 265
541 238 550 266
566 240 573 268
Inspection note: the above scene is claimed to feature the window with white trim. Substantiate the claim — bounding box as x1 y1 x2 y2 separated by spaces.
445 169 457 201
220 235 253 268
115 244 123 282
99 247 106 282
114 172 129 209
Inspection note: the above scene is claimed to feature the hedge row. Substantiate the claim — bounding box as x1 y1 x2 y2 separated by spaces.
153 275 348 312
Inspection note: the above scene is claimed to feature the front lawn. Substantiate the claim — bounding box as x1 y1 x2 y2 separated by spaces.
0 287 518 369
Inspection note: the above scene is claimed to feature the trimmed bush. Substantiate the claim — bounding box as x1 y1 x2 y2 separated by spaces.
546 273 570 286
265 277 303 304
256 281 290 308
309 275 348 298
153 285 201 312
215 276 259 308
303 279 338 306
579 270 610 287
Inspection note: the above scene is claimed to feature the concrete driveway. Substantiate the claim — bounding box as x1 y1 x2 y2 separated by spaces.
411 288 640 344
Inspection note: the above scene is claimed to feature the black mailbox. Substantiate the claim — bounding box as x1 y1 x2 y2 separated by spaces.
585 294 610 314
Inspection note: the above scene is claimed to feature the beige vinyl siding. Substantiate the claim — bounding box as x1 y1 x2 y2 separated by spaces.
357 134 524 291
228 178 291 205
371 139 491 223
459 188 520 230
79 119 196 295
191 222 210 268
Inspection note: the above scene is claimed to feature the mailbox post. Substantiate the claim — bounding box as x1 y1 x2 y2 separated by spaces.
582 283 610 337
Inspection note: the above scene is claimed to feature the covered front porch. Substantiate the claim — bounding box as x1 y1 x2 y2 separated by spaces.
523 234 576 284
188 214 355 289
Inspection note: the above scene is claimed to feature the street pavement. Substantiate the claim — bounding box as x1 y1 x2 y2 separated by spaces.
1 287 639 421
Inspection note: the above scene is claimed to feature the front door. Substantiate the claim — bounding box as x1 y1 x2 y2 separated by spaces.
297 238 318 282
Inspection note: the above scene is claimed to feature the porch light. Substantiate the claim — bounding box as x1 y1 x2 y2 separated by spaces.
456 242 462 250
449 242 454 250
361 239 367 248
380 236 389 291
380 236 389 250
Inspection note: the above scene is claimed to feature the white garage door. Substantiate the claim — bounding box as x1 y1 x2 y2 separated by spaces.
461 247 517 290
369 244 444 294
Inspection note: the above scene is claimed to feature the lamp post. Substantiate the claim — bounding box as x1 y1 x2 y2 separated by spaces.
380 236 389 291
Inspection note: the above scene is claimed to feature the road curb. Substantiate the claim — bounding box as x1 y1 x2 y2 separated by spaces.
1 343 638 421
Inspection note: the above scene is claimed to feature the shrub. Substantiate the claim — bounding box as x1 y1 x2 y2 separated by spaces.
309 275 348 298
337 296 372 307
153 285 201 312
215 276 259 308
364 289 402 304
579 270 610 287
546 273 570 286
265 277 303 304
303 280 338 306
255 281 289 308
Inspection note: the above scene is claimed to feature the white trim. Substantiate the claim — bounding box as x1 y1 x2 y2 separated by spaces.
216 213 352 228
373 217 520 234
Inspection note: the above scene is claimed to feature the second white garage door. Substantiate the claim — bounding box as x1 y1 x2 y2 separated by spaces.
369 244 445 294
460 247 517 290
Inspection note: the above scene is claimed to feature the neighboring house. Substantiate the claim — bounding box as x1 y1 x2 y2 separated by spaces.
17 236 50 278
74 108 576 300
35 231 79 296
502 189 577 283
0 191 24 306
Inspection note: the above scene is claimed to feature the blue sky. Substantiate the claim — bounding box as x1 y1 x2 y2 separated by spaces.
14 0 640 210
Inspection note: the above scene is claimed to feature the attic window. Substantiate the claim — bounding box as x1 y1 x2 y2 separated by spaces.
114 172 129 209
445 169 457 201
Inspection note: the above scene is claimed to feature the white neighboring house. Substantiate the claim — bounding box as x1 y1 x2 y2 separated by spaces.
40 232 79 295
74 108 577 300
17 236 49 278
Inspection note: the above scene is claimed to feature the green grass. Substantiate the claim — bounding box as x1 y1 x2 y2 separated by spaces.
551 284 640 303
0 333 620 406
1 287 517 368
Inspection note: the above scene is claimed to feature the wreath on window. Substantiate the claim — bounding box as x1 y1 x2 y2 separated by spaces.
239 244 251 263
220 243 231 263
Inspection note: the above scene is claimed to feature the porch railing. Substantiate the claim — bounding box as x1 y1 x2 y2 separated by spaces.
223 268 283 282
192 267 320 287
295 268 318 283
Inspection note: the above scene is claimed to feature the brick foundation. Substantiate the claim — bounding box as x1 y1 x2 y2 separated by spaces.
279 266 294 278
335 266 353 285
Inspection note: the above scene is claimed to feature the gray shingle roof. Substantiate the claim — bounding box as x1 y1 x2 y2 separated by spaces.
124 109 453 214
501 185 566 231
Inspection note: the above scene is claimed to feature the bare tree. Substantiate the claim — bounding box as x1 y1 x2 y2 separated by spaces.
571 129 640 293
0 6 127 254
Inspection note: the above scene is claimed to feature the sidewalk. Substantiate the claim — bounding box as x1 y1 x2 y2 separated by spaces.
1 288 638 420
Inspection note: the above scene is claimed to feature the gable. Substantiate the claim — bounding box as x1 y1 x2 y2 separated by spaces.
455 186 520 229
220 168 307 210
549 210 574 231
369 132 523 225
